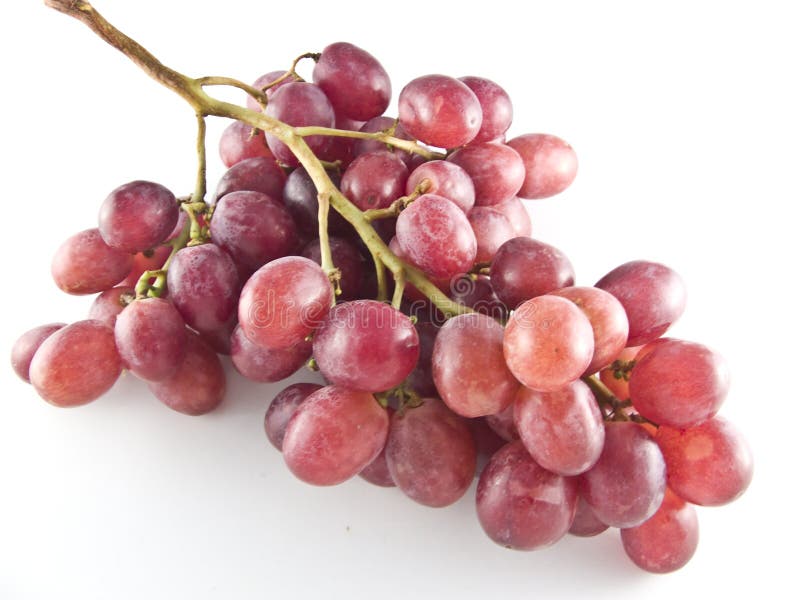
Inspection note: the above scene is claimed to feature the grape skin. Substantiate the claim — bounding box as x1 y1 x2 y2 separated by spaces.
489 196 532 238
264 383 323 450
468 207 515 263
386 398 477 507
353 116 415 165
598 345 642 401
340 150 409 210
282 385 389 486
447 142 525 206
404 320 440 397
282 167 350 237
246 70 300 111
485 404 518 442
432 313 519 417
406 160 475 213
213 156 287 205
230 324 312 383
448 274 507 320
218 120 273 168
300 236 364 300
10 323 66 383
359 408 397 488
121 245 172 287
569 495 609 537
476 440 578 550
458 76 513 143
507 133 578 199
52 228 133 295
87 286 134 327
29 320 122 407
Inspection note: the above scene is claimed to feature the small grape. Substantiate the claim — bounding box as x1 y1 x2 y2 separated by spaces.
353 116 414 165
264 383 323 450
468 207 515 263
488 196 532 238
458 76 513 143
301 236 364 300
10 323 66 383
507 133 578 199
569 496 609 537
282 167 350 236
214 156 287 205
218 121 273 167
230 325 311 383
246 70 300 110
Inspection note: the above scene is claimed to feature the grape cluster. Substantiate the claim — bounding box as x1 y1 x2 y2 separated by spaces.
11 38 752 576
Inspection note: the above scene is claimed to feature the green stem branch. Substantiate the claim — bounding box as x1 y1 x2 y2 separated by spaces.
197 76 268 108
294 126 445 160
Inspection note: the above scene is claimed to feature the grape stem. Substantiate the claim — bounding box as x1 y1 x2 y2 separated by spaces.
363 178 431 222
192 113 207 203
582 374 657 425
261 52 321 91
45 0 471 317
294 126 445 160
198 76 268 108
134 207 192 299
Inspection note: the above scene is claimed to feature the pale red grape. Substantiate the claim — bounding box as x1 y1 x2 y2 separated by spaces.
507 133 578 199
569 496 609 537
230 324 311 383
52 228 133 295
468 207 515 263
264 82 335 165
87 286 134 327
489 196 531 237
340 150 408 210
447 142 524 205
11 323 66 383
405 160 475 213
218 121 273 167
485 404 518 442
353 116 414 165
458 76 513 143
247 70 299 110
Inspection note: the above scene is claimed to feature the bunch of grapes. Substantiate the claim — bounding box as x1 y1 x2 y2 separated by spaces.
11 13 753 577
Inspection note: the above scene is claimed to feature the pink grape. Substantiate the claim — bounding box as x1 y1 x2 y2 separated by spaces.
121 245 172 287
507 133 578 199
282 167 350 236
264 383 323 450
569 496 609 537
210 190 298 272
405 160 475 213
10 323 66 382
214 156 287 205
386 398 476 507
353 116 414 165
247 70 300 110
656 417 754 506
98 181 178 253
629 339 730 428
264 82 335 166
485 404 518 442
595 260 687 346
490 237 575 308
29 320 121 407
167 244 240 335
503 295 594 392
238 256 334 349
301 236 364 300
468 207 515 263
218 120 273 167
230 325 311 383
447 142 525 205
282 385 389 486
396 193 477 279
514 380 605 476
549 286 629 374
432 313 519 417
313 42 391 120
312 300 419 393
114 297 187 382
620 489 699 574
458 76 513 143
359 407 397 488
404 320 439 397
87 286 134 327
398 75 482 148
489 196 532 238
579 421 667 528
476 440 578 550
340 150 409 210
52 228 133 295
147 333 225 416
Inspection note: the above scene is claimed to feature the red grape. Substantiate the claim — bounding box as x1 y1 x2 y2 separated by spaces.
264 82 335 166
312 300 419 392
340 150 408 210
549 286 629 374
404 320 439 397
29 320 122 407
301 236 364 300
489 196 532 238
283 385 389 486
629 339 730 428
476 440 578 550
218 120 273 167
214 156 287 205
514 380 605 476
458 76 513 143
598 345 642 401
167 244 240 334
230 324 311 383
507 133 578 199
406 160 475 213
503 295 594 392
247 70 300 110
198 317 236 356
656 417 753 506
147 332 225 416
620 489 699 574
468 207 515 263
579 421 666 528
386 398 476 507
398 75 482 148
485 404 518 442
122 245 172 287
10 323 66 383
210 190 298 272
432 313 519 417
114 297 187 382
282 167 350 236
98 181 178 253
52 228 133 295
238 256 334 349
448 274 507 319
359 408 397 488
312 42 391 120
447 142 525 205
490 237 575 308
353 116 415 165
395 193 477 279
569 495 609 537
87 286 134 327
264 383 323 450
595 260 687 346
318 113 363 167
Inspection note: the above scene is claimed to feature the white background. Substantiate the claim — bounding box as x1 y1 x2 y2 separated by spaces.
1 1 797 598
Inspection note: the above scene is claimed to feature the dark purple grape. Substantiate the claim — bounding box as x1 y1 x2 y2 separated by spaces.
404 321 439 397
11 323 66 383
282 167 350 236
507 134 578 199
312 300 419 392
313 42 391 120
29 320 122 407
398 75 482 148
264 383 323 450
209 190 298 272
490 237 575 308
230 325 312 383
264 82 335 166
458 76 513 143
340 150 408 210
87 286 135 327
52 228 133 295
448 275 507 319
98 181 178 254
406 160 475 213
301 236 364 300
447 143 525 206
353 116 415 165
213 156 287 205
468 207 515 263
114 298 187 382
167 244 240 334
